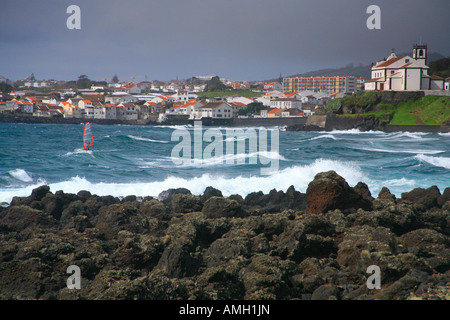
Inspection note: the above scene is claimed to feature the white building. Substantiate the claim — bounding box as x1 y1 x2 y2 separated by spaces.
269 98 302 110
263 82 283 91
365 44 447 91
226 96 256 105
105 94 139 105
117 103 138 120
191 102 234 119
174 90 189 103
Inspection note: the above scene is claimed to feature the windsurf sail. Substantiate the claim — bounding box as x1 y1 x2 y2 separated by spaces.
83 122 94 150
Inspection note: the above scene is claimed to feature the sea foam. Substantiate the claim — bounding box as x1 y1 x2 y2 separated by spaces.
415 154 450 170
8 169 33 182
0 158 368 204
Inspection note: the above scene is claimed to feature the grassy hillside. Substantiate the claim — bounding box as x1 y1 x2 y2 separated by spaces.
324 93 450 126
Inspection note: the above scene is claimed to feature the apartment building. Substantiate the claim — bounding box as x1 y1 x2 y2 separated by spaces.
283 76 357 94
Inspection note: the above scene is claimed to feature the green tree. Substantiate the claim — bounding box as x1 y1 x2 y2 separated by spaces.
205 76 226 92
0 82 13 93
428 56 450 78
77 75 91 89
237 102 266 116
111 74 119 83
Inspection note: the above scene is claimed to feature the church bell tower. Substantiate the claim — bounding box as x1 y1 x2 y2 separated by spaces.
413 44 427 65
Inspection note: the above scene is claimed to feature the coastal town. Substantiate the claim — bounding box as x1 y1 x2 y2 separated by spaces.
0 45 449 124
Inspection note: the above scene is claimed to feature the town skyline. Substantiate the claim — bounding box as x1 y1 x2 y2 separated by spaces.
1 0 449 82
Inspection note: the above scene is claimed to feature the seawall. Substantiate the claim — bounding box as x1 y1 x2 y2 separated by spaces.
287 114 450 133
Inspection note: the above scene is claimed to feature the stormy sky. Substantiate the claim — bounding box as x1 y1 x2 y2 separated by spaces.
1 0 449 82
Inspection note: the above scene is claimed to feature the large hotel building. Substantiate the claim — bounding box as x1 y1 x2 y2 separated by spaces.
282 76 357 94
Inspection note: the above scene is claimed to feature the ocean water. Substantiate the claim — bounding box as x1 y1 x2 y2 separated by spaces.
0 122 449 204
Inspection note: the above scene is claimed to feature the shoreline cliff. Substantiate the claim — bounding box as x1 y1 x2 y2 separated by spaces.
1 171 449 300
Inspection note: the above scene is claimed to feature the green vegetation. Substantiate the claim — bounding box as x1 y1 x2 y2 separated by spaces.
237 102 266 116
325 92 450 126
428 56 450 79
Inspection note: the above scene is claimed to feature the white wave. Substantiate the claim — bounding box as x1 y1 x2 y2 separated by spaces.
355 146 444 155
154 125 193 129
383 178 417 187
378 132 431 141
8 169 33 182
415 154 450 170
438 132 450 137
0 178 48 204
63 148 93 156
224 136 249 142
0 158 371 204
308 134 337 141
128 135 169 143
167 150 288 167
329 128 363 134
329 128 389 135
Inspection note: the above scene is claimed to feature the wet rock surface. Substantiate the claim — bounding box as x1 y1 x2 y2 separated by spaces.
0 171 449 300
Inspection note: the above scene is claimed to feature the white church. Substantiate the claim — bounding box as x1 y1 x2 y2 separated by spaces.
365 44 448 91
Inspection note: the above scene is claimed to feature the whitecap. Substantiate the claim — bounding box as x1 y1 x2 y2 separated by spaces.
355 146 444 155
415 154 450 170
63 148 93 156
8 169 33 182
0 158 367 202
128 135 169 143
308 134 337 141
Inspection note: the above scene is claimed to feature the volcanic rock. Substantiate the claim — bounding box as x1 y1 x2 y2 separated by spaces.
306 171 372 214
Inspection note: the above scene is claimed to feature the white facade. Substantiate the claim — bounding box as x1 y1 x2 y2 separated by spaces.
226 96 255 105
117 103 138 120
269 98 302 110
192 102 234 119
365 45 446 91
105 94 139 104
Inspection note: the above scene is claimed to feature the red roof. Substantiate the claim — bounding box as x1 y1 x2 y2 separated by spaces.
269 108 283 114
374 56 406 68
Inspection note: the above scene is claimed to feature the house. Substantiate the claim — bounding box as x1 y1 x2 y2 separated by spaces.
77 100 95 118
59 102 82 118
174 90 189 104
267 108 283 118
264 91 286 100
281 108 304 117
301 104 319 116
114 83 142 94
191 102 234 119
230 83 250 90
91 103 119 120
365 44 446 91
226 96 256 105
264 82 283 91
105 93 139 105
269 98 302 110
117 103 138 120
33 104 63 117
151 95 175 104
11 100 34 113
254 96 271 106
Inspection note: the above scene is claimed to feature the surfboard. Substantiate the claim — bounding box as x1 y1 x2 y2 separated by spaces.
83 122 94 150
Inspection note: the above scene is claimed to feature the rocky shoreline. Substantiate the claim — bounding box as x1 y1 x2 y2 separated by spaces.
0 171 449 300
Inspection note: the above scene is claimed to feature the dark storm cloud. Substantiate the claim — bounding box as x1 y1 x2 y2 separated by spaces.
1 0 449 81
